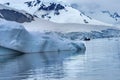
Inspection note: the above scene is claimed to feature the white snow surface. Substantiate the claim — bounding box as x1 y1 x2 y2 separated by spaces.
0 19 85 54
23 18 116 33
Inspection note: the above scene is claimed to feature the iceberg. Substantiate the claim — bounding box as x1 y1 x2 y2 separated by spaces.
0 19 86 54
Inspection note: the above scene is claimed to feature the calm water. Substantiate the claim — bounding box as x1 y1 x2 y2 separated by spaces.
0 38 120 80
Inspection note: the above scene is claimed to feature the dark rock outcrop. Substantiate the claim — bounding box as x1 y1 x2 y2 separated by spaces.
0 9 34 23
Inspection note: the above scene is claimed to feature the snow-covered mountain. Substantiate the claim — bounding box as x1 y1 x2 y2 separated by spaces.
0 4 34 23
82 11 120 26
64 1 120 26
73 8 120 26
0 0 111 25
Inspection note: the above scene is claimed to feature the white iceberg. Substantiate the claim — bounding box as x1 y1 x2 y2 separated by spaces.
0 19 86 54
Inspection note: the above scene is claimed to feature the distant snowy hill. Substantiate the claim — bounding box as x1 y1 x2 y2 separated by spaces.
0 0 111 25
65 1 120 26
82 11 120 26
0 4 34 23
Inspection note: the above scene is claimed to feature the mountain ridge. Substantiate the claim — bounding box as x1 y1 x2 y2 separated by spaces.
0 0 111 26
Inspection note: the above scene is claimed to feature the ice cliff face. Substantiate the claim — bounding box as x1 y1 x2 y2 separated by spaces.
0 19 30 52
0 19 86 54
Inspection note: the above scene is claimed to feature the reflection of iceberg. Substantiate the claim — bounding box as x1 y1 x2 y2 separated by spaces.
0 46 19 55
0 19 86 54
0 50 85 80
0 46 24 62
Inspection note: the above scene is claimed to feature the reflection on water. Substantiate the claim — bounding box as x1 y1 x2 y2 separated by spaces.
0 38 120 80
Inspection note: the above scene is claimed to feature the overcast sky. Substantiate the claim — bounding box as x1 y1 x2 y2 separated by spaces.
59 0 120 13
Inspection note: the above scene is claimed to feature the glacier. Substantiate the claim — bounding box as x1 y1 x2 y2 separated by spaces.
23 18 120 40
0 19 86 55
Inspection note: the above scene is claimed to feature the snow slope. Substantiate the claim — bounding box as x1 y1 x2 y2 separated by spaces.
0 0 111 25
0 19 86 54
23 18 115 33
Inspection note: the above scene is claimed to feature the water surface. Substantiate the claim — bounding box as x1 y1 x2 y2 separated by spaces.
0 38 120 80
